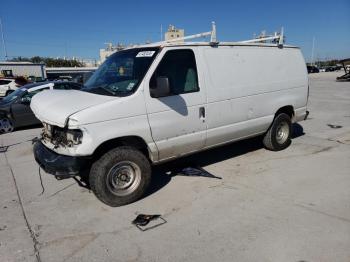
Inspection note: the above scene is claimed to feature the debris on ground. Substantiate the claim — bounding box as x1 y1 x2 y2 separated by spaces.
0 146 9 153
132 214 167 231
177 167 222 179
327 124 343 129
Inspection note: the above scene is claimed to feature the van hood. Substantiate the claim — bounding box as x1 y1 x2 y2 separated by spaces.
31 90 116 127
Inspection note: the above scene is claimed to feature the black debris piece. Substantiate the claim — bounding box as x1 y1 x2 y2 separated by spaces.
0 146 8 153
327 124 343 129
177 167 222 179
132 214 167 231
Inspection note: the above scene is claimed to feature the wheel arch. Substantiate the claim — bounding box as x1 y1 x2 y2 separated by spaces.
92 136 154 162
275 105 295 120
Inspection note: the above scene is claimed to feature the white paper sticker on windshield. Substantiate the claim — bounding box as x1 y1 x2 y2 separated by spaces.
136 51 155 58
127 82 135 90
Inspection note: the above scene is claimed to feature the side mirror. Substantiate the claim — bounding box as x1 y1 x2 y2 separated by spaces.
150 77 170 98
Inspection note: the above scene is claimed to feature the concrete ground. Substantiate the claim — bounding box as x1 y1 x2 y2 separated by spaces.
0 71 349 262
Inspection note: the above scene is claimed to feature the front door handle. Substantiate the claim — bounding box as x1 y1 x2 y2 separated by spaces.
199 107 205 122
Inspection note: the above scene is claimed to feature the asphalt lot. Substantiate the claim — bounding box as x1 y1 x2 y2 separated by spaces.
1 71 349 262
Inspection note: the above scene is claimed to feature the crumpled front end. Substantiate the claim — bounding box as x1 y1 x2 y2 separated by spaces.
41 122 83 148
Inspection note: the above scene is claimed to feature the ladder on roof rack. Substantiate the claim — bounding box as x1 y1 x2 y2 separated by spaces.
151 22 285 46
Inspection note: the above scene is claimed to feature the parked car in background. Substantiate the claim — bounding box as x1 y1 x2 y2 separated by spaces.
0 81 82 133
27 75 46 83
0 77 28 97
325 66 335 72
307 65 319 73
336 58 350 82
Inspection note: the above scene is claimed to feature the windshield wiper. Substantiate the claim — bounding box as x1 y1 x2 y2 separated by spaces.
83 85 115 96
98 86 116 95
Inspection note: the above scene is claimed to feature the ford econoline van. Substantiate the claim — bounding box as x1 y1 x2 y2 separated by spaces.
31 33 309 206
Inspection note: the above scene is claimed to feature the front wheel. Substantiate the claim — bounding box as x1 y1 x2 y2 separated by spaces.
263 113 292 151
89 146 151 207
0 118 14 134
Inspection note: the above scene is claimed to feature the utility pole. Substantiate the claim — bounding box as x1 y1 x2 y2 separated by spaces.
0 17 8 60
311 36 315 66
64 42 68 60
160 24 163 41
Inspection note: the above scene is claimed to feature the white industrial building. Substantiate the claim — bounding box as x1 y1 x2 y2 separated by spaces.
165 25 184 42
0 61 46 78
98 25 185 64
99 43 125 63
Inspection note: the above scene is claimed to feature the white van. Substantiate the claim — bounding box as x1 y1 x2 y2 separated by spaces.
31 32 309 206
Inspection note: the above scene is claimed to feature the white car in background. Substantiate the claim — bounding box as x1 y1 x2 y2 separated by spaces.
0 78 19 97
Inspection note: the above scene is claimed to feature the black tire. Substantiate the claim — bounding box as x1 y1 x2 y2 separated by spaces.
89 146 151 207
0 117 14 134
263 113 292 151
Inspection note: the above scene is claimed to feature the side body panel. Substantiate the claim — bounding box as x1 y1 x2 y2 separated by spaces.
143 47 207 160
201 46 308 147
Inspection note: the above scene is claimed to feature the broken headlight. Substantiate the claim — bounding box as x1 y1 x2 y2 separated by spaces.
65 129 83 147
42 123 83 148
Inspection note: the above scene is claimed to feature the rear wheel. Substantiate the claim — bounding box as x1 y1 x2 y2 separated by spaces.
89 146 151 207
263 113 292 151
0 118 14 134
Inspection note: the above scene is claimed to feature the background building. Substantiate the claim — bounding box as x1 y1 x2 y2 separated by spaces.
165 25 184 42
0 61 46 79
98 25 185 64
99 43 125 63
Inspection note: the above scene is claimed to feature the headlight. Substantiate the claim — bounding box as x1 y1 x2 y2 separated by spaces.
66 129 83 146
42 124 83 148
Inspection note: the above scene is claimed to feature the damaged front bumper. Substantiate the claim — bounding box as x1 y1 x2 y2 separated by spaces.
33 141 88 178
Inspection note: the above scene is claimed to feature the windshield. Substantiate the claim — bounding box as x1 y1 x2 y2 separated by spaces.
1 88 26 103
83 48 159 96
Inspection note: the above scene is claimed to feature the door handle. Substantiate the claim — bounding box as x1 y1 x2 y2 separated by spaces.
199 107 205 122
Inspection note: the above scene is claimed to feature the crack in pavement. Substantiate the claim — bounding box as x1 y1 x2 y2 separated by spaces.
4 152 42 262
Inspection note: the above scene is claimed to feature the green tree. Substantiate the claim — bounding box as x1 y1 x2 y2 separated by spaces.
8 56 84 67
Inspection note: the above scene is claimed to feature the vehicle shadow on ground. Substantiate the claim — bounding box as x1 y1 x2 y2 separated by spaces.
145 123 305 198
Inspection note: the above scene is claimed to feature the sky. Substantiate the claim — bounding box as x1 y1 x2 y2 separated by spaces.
0 0 349 62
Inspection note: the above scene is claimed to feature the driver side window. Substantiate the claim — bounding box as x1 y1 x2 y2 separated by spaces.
150 49 199 96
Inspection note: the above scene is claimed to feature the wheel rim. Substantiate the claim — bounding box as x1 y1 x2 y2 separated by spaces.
0 118 14 133
106 161 142 196
276 121 289 144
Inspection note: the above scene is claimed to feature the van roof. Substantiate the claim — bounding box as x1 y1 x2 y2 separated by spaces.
125 41 299 50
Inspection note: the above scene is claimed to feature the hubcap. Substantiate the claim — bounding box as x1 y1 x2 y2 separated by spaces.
276 121 289 144
106 161 141 196
0 118 14 133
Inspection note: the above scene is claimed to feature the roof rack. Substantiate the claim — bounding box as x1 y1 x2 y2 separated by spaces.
151 21 217 45
151 22 285 47
238 28 284 46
